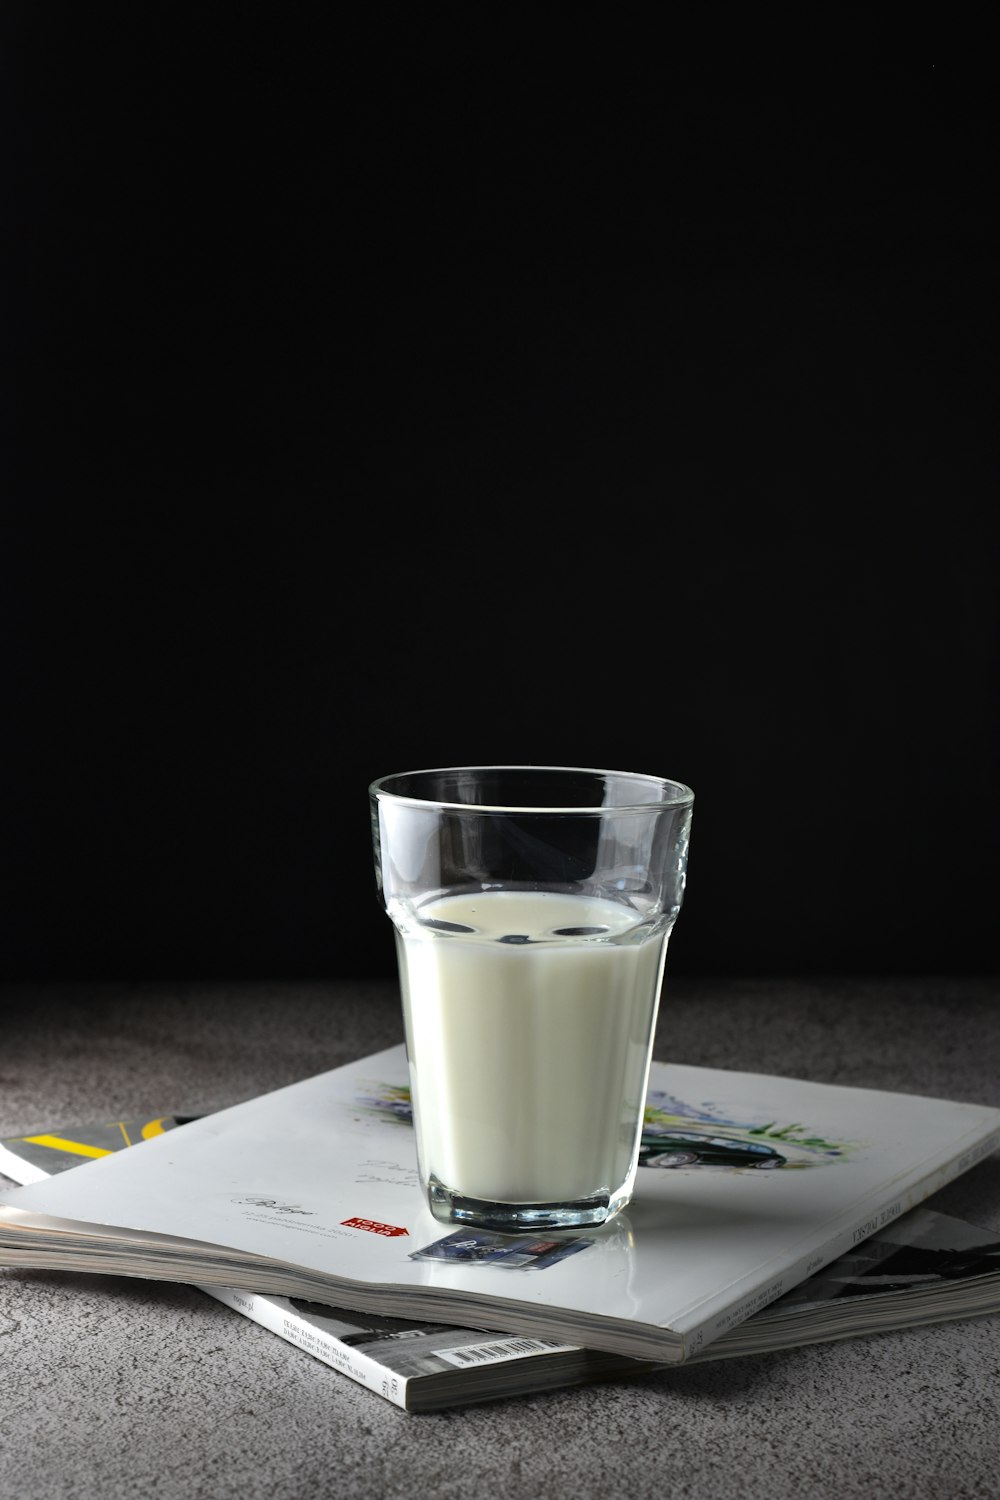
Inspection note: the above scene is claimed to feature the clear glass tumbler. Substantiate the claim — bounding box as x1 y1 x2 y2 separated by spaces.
369 765 694 1232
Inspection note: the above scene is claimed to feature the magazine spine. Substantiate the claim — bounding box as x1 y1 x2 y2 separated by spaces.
683 1126 1000 1360
200 1285 412 1412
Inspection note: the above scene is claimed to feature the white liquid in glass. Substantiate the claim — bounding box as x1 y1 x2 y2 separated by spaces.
391 889 671 1207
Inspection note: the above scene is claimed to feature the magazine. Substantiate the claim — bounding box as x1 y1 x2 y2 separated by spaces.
3 1115 1000 1413
0 1044 998 1371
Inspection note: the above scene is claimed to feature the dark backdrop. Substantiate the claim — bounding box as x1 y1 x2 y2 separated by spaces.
2 13 996 986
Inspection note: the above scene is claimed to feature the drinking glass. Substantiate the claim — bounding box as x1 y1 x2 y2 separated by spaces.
369 765 694 1232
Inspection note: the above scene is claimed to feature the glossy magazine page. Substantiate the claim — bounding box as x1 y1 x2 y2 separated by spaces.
1 1044 998 1363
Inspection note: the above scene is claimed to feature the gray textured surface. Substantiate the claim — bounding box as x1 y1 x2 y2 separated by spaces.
1 976 999 1500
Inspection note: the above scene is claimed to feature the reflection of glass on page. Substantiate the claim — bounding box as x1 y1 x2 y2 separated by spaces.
409 1228 595 1271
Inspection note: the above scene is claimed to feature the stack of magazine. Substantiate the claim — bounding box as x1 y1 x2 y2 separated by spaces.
1 1043 1000 1414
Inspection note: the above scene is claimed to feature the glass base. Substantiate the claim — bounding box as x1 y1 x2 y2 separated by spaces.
426 1176 627 1232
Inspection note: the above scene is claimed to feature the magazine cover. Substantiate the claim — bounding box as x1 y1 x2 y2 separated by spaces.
3 1103 1000 1410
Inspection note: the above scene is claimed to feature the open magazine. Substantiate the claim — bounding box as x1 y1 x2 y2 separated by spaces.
1 1044 998 1377
3 1117 1000 1413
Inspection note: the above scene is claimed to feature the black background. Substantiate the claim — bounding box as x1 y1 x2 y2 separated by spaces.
2 12 996 987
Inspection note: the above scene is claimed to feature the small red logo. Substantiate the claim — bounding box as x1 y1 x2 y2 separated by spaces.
341 1215 409 1238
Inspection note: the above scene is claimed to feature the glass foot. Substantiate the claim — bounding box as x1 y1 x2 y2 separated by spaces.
426 1177 626 1232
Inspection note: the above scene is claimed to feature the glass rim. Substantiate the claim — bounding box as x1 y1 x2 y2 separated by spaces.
368 764 695 815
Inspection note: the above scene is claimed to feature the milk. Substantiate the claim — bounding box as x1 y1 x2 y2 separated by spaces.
390 889 671 1211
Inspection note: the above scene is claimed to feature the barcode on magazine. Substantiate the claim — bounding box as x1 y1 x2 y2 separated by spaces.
437 1336 576 1369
